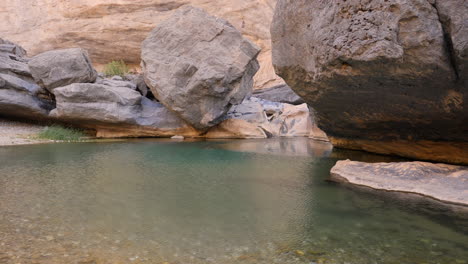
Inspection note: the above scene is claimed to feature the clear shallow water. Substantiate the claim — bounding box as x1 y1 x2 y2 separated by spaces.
0 138 467 264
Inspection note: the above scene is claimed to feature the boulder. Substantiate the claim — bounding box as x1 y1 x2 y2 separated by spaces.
0 38 53 120
50 83 199 138
141 6 260 130
252 84 304 105
330 160 468 206
28 48 97 91
271 0 468 164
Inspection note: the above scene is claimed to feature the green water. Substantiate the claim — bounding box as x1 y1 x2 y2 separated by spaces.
0 138 467 264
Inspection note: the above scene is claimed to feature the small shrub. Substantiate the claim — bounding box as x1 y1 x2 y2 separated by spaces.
104 60 129 77
37 125 85 141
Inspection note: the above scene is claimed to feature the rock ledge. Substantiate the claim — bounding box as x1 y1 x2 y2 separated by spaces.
330 160 468 206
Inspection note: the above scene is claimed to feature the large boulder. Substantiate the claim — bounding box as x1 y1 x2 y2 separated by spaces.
271 0 468 164
28 48 97 91
50 83 199 138
141 6 260 130
330 160 468 206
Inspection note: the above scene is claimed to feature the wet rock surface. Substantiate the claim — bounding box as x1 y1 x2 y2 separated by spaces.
330 160 468 206
271 0 468 164
142 6 260 130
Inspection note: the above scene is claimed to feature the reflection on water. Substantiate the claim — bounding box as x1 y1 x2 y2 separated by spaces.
0 139 467 264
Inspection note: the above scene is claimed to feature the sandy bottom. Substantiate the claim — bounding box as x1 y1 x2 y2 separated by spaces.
0 119 51 146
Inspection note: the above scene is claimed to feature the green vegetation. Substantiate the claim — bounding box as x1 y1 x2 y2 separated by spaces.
104 60 130 77
37 125 85 141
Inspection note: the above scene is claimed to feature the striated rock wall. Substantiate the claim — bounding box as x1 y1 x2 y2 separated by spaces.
271 0 468 164
0 0 283 89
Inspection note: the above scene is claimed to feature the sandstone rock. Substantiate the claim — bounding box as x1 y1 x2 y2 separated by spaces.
28 48 97 91
142 6 260 130
0 0 283 89
205 119 267 139
271 0 468 164
252 84 304 105
330 160 468 206
222 97 316 138
50 83 199 138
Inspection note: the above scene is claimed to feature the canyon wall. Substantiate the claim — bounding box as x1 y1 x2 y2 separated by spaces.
0 0 282 89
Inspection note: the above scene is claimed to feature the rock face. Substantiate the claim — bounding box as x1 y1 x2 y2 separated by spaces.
271 0 468 164
28 48 97 91
210 97 315 138
0 38 53 119
0 0 283 89
50 83 199 138
252 84 304 105
142 6 260 130
330 160 468 206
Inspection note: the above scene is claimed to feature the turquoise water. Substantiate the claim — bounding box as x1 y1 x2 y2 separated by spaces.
0 138 467 264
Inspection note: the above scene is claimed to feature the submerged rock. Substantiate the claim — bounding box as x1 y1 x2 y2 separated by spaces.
50 83 199 138
141 6 260 130
28 48 97 91
271 0 468 164
330 160 468 206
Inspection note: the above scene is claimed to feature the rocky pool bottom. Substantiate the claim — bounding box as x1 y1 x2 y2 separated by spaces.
0 138 467 264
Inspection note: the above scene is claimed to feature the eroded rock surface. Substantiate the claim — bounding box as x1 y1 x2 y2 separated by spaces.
142 6 260 130
212 97 315 138
330 160 468 206
50 83 199 138
253 84 304 105
271 0 468 164
28 48 97 91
